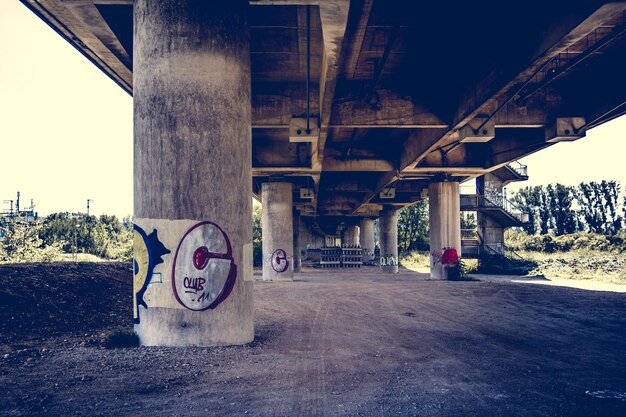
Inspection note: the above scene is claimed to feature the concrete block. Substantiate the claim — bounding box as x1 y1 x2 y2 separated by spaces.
459 117 495 143
299 188 314 199
545 117 586 142
289 116 319 143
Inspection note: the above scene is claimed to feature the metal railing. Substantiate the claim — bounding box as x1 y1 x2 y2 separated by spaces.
482 243 524 261
461 228 478 240
509 161 528 177
461 193 529 223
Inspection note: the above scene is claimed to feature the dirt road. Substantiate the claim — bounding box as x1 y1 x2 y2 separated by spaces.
1 264 626 416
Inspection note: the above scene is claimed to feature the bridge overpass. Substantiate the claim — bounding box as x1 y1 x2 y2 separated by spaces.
21 0 626 345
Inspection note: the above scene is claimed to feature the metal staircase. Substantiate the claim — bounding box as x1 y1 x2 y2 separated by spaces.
461 161 529 260
460 193 529 228
461 229 525 260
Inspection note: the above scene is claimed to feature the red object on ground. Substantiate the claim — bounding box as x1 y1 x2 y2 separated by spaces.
441 248 459 265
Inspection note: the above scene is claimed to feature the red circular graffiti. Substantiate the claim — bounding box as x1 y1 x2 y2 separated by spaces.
193 246 210 270
172 221 237 311
271 249 289 273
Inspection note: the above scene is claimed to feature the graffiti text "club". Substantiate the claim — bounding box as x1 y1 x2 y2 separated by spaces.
183 276 206 293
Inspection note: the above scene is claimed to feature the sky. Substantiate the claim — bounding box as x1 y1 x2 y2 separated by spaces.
1 1 625 218
0 1 132 218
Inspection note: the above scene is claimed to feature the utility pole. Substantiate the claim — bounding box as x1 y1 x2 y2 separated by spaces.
87 199 94 216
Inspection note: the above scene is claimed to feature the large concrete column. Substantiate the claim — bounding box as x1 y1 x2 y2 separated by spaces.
261 182 294 281
379 208 398 273
476 173 505 264
133 0 252 346
293 208 302 273
360 218 375 261
429 181 461 279
342 225 360 246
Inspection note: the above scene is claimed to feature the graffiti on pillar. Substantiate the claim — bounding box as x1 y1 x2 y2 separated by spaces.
380 255 398 267
172 221 237 311
133 225 170 323
271 249 290 273
441 247 459 265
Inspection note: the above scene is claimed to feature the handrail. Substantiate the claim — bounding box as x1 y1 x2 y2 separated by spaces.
480 243 525 261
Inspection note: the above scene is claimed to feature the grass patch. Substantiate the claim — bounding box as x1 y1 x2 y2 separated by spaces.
400 251 430 271
521 250 626 284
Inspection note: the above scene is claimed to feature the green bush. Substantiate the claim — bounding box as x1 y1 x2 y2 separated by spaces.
0 220 64 263
505 230 626 254
476 254 538 275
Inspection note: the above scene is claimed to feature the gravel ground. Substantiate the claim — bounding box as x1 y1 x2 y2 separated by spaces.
1 263 626 416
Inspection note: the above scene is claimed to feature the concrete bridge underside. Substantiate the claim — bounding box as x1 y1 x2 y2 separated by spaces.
22 0 626 345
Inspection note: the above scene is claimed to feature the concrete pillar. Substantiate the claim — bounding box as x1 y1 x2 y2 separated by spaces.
133 0 252 346
379 208 399 273
429 181 461 279
476 173 505 263
342 225 360 246
293 208 302 273
261 182 294 281
360 218 375 261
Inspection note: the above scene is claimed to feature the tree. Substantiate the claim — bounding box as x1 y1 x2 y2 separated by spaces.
252 204 263 266
548 184 578 235
538 186 552 235
460 212 476 230
512 186 541 235
397 200 428 252
38 212 132 260
577 181 623 234
0 220 62 263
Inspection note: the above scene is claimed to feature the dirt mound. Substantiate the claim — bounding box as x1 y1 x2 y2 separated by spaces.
0 262 132 350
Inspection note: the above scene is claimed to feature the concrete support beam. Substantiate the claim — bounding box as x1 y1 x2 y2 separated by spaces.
360 218 375 261
133 0 253 346
293 208 302 273
262 182 294 281
379 208 398 273
342 225 359 246
429 182 461 280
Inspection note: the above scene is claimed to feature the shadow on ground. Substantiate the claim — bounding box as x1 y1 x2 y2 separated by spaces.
1 263 626 416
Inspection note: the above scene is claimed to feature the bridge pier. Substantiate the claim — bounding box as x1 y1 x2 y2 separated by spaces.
379 208 399 273
133 0 253 346
429 181 461 279
342 224 360 246
360 218 376 261
261 182 294 281
293 208 302 273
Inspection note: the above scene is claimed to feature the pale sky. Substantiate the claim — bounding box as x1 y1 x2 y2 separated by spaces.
1 1 625 218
